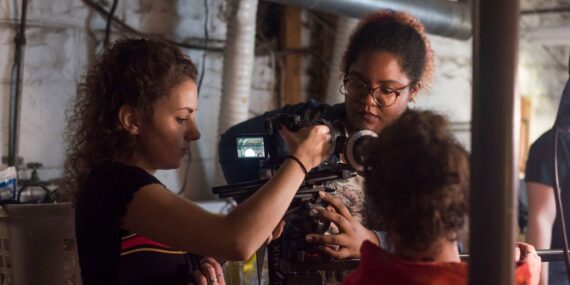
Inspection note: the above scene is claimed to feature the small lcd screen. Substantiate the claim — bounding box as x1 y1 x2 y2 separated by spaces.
236 137 266 158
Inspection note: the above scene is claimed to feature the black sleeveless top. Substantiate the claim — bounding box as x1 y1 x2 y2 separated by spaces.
75 161 201 285
525 129 570 249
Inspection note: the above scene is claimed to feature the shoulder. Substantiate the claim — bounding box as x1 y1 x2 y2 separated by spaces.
525 130 556 183
321 102 346 121
349 241 468 285
528 130 554 159
88 160 152 177
359 240 392 265
86 161 160 188
79 161 161 214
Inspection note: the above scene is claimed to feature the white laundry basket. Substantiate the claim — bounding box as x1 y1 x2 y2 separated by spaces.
0 203 81 285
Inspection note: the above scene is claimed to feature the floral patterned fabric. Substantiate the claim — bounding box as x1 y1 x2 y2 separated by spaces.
326 174 366 223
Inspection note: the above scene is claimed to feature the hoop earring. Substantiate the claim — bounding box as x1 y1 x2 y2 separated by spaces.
408 98 416 110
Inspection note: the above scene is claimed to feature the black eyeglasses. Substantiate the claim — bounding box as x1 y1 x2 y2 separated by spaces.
340 78 413 107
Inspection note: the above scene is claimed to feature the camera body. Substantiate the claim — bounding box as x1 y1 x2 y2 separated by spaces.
216 112 376 284
212 166 358 285
230 113 357 170
230 113 377 174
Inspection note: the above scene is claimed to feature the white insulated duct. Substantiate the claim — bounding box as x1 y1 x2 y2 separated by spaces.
218 0 259 134
215 0 259 185
325 17 359 105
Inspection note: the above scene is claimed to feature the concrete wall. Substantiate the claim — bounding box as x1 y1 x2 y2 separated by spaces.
0 0 87 180
0 0 277 200
519 10 570 144
418 35 473 150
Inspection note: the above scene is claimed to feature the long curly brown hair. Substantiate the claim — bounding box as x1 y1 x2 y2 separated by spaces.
364 110 469 252
63 38 197 200
342 10 434 90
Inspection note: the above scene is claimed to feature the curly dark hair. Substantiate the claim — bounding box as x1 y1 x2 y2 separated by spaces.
342 10 434 89
63 38 197 199
364 110 469 252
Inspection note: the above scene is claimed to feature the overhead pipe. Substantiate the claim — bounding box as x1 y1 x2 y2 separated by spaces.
263 0 472 40
8 0 28 166
325 17 358 105
521 6 570 15
218 0 259 134
216 0 259 185
469 0 520 284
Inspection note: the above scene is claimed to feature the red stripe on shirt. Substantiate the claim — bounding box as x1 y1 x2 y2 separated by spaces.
121 234 170 251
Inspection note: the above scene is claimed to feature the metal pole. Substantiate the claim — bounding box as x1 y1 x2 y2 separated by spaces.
521 6 570 15
8 0 28 166
469 0 520 284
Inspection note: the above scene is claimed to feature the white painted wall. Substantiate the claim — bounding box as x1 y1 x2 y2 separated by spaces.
518 0 570 144
0 0 277 201
0 0 87 180
418 35 473 150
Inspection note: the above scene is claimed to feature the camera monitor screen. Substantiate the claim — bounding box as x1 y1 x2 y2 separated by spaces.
236 137 266 158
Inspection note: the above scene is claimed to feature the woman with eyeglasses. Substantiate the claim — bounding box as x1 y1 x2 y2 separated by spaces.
218 10 433 259
340 10 432 136
304 9 435 258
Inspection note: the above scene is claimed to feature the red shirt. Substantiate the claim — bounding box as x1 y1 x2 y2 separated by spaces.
343 241 533 285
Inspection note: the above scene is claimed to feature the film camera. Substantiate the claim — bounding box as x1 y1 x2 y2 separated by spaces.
226 113 377 172
214 114 377 284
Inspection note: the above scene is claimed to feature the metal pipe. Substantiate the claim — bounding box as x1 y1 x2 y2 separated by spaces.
8 0 28 166
263 0 472 39
521 6 570 15
218 0 259 133
324 17 358 105
469 0 520 284
461 249 566 262
81 0 224 52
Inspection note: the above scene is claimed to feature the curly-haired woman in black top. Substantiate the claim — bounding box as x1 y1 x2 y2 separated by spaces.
65 38 330 285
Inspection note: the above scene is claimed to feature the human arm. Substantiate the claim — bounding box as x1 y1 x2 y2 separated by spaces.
266 219 286 244
305 191 380 258
122 125 331 261
526 182 556 285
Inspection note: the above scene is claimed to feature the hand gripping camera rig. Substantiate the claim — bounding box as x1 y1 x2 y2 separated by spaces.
214 114 377 284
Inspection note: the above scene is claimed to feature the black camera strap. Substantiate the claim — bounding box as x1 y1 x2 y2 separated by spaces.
552 56 570 282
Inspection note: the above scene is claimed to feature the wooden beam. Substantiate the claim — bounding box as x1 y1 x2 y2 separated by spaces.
519 96 532 174
281 6 302 106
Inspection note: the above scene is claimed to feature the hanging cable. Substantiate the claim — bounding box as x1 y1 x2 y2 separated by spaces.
550 56 570 282
82 0 224 52
8 0 28 167
552 127 570 281
197 0 209 93
103 0 119 48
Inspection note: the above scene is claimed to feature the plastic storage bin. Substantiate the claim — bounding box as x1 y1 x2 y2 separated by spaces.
0 203 80 285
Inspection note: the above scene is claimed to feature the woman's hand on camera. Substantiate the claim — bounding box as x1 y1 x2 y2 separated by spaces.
279 125 331 170
192 257 226 285
304 191 379 259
